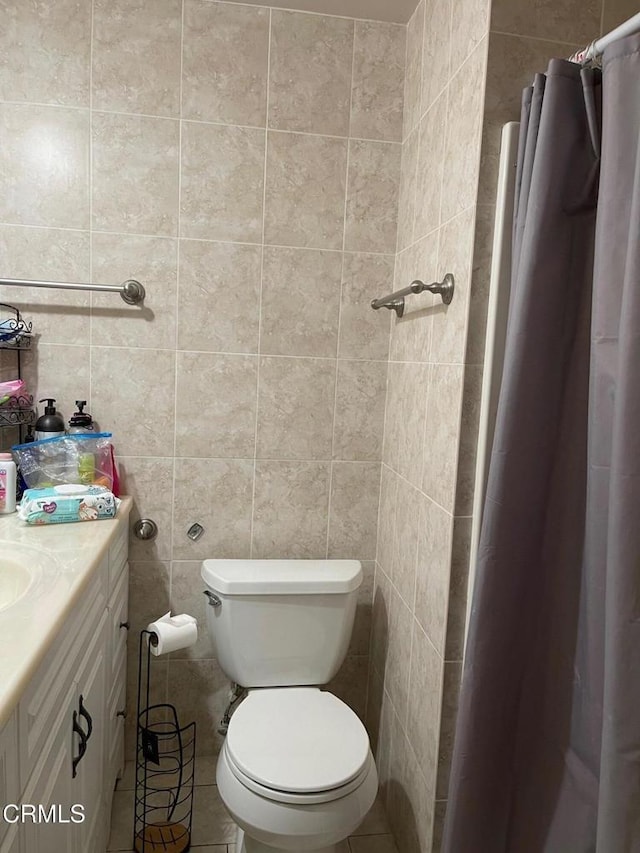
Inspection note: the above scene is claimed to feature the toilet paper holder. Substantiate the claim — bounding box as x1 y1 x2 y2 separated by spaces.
134 628 196 853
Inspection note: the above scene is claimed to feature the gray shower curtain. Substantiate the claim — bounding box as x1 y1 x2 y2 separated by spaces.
443 35 640 853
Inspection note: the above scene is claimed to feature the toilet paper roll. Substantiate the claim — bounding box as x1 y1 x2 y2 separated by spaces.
147 611 198 656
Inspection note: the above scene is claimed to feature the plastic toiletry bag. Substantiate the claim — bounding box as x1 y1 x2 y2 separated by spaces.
0 380 26 406
12 433 120 495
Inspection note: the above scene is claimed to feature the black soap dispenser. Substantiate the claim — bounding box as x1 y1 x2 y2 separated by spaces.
68 400 94 435
34 398 66 441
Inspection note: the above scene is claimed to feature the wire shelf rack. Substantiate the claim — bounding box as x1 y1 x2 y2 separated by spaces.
0 303 33 350
0 395 36 429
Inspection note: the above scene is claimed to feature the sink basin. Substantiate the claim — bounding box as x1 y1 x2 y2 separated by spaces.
0 543 55 613
0 559 35 612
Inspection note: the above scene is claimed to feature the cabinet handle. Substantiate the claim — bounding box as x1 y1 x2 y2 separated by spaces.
72 711 87 778
78 695 93 742
119 620 130 630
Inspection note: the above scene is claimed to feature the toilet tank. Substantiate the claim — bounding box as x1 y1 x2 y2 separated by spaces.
201 559 362 688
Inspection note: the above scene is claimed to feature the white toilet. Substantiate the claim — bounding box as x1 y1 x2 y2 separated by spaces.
201 559 378 853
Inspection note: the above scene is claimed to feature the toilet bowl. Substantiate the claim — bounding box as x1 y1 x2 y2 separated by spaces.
216 688 378 852
201 559 379 853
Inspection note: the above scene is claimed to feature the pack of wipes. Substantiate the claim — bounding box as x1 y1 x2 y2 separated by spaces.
18 484 120 525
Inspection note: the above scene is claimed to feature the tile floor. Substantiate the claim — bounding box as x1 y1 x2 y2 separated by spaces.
107 756 398 853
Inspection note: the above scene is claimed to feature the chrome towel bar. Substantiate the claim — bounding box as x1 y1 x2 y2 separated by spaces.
0 277 146 305
371 274 454 318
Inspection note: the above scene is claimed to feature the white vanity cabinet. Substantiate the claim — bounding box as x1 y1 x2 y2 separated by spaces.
0 513 130 853
0 713 19 849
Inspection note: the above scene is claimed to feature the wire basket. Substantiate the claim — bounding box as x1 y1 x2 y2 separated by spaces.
0 303 33 349
134 631 196 853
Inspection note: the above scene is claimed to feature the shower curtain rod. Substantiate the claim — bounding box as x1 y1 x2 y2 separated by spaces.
571 11 640 63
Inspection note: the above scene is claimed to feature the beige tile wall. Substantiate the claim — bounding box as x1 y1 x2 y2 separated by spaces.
367 0 490 848
0 0 405 757
370 0 632 851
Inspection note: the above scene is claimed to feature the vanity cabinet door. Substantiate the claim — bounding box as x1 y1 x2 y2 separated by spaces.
19 613 109 853
18 559 108 791
21 686 77 853
72 611 108 853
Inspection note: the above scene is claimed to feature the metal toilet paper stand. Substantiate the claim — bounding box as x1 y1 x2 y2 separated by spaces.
133 630 196 853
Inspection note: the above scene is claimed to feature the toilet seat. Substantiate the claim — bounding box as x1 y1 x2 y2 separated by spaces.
224 742 374 805
225 688 371 803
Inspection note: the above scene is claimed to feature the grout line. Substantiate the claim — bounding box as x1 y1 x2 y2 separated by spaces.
167 0 187 669
0 100 94 113
404 588 415 733
381 460 457 522
436 83 450 246
195 0 410 28
396 9 412 250
413 76 449 141
398 199 476 260
117 456 386 468
123 457 384 467
399 0 422 146
375 366 392 568
0 222 90 235
447 0 472 84
29 340 475 369
0 220 398 260
418 0 428 128
419 360 434 500
408 30 489 143
249 6 273 559
0 97 402 148
414 602 447 662
179 114 401 144
425 68 453 362
24 342 396 366
325 20 356 560
488 28 586 49
408 9 424 249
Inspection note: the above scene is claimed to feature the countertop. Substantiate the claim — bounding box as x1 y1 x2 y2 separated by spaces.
0 497 132 729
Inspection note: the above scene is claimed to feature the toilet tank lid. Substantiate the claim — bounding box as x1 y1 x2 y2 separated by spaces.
201 559 362 595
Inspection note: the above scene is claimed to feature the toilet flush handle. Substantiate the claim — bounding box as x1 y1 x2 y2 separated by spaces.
203 590 222 608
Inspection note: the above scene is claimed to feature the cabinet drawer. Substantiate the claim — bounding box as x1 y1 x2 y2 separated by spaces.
108 519 128 596
18 561 108 790
108 564 129 684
